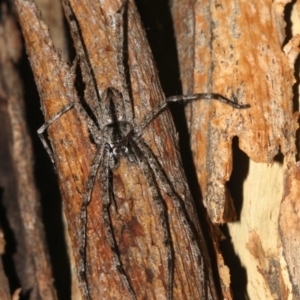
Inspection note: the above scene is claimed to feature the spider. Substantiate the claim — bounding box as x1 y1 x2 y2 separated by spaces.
38 1 250 299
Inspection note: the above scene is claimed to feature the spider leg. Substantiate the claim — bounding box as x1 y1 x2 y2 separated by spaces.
37 102 99 167
131 140 173 300
115 0 134 124
63 1 104 124
133 101 168 139
135 139 218 299
100 145 137 300
37 103 75 165
79 144 105 300
166 93 250 109
133 93 250 139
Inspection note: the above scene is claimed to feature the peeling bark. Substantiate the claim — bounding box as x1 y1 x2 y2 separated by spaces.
171 0 300 299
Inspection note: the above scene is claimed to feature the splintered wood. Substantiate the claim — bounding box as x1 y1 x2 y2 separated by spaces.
172 0 297 222
172 0 300 299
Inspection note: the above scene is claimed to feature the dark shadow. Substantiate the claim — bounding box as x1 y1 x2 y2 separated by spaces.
219 225 249 300
292 50 300 114
283 0 300 160
273 151 284 164
0 91 30 298
19 40 71 300
134 0 182 96
135 0 222 297
296 127 300 162
0 188 20 293
227 137 249 220
283 0 294 48
292 52 300 161
222 137 250 298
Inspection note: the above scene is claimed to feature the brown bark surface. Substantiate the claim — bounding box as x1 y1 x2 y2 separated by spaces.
16 0 219 299
0 2 57 300
172 0 297 223
1 0 298 299
171 0 300 299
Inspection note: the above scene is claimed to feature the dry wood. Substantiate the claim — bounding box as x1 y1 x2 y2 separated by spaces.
10 0 299 298
0 2 57 300
172 0 296 223
16 0 220 299
171 0 300 299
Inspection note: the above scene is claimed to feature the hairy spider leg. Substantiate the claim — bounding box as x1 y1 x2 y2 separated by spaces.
63 1 104 124
130 140 173 299
37 100 137 300
133 93 250 139
134 139 218 299
99 145 137 300
78 144 104 300
37 101 98 167
115 0 133 124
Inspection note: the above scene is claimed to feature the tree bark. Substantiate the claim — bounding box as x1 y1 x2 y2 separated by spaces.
0 1 58 300
171 0 300 299
15 0 220 299
1 0 299 299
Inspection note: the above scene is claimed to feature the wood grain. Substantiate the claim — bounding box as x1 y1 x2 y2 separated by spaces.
171 0 300 298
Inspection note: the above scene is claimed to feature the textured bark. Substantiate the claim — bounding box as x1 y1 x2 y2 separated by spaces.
0 2 58 300
3 0 298 299
16 0 219 299
172 0 296 223
0 3 56 299
171 0 300 299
